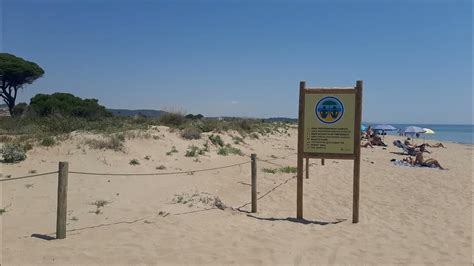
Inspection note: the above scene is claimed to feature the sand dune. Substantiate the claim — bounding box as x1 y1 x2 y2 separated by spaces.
1 127 472 265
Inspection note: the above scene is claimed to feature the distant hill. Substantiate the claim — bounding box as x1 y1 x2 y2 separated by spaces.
108 109 167 118
264 117 297 123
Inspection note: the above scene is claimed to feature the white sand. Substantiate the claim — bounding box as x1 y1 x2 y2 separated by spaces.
1 127 472 265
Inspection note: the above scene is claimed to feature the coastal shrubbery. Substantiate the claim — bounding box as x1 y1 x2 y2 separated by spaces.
1 143 27 163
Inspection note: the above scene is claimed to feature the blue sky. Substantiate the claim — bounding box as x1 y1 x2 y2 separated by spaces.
1 0 472 124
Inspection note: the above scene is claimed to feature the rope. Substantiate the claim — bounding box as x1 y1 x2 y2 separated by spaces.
69 161 251 176
257 159 286 167
236 175 295 210
0 171 58 182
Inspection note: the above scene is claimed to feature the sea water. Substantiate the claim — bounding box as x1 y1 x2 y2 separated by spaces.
366 124 473 144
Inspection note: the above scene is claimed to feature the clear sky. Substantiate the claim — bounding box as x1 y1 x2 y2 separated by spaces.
1 0 472 124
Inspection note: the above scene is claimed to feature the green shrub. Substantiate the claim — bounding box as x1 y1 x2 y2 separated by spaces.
22 142 34 151
12 102 28 117
250 133 259 139
29 93 111 118
262 166 297 174
185 145 205 157
217 144 242 156
181 127 202 140
158 112 186 127
129 159 140 165
1 143 27 163
262 168 277 174
85 134 124 151
209 134 224 147
0 135 12 143
232 136 244 145
166 146 178 156
279 166 297 174
40 136 56 146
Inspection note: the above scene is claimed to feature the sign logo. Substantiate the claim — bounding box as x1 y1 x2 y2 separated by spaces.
315 96 344 124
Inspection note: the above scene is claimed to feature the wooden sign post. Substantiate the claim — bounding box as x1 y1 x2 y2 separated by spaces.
297 80 363 223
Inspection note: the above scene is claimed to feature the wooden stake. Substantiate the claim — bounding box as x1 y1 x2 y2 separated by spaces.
352 80 363 223
251 154 257 213
297 81 305 219
321 158 325 165
56 161 68 239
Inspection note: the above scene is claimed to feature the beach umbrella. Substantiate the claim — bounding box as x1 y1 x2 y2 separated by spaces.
422 128 435 134
361 124 368 132
403 126 425 135
421 127 435 144
373 124 396 140
403 126 426 144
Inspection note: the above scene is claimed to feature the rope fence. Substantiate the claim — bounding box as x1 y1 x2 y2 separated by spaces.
0 171 58 182
69 161 251 176
2 152 306 240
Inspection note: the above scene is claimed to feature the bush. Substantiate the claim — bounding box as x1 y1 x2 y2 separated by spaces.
217 144 242 156
1 143 27 163
166 146 178 156
250 133 259 139
85 134 125 151
40 136 56 146
185 145 205 157
279 166 297 174
181 127 202 140
232 136 244 145
262 168 277 174
129 159 140 165
29 93 111 118
12 103 28 117
158 112 186 127
209 134 224 147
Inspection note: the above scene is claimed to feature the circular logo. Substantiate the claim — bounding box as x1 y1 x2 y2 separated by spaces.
315 96 344 124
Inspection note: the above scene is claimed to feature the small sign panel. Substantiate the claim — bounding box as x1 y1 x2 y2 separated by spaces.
303 93 355 154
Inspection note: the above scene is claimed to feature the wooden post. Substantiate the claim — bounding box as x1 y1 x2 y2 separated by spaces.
352 80 363 223
321 158 325 165
305 157 309 179
56 161 68 239
251 154 257 213
297 81 305 219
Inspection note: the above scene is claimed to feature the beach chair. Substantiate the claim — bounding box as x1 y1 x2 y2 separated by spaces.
393 140 417 156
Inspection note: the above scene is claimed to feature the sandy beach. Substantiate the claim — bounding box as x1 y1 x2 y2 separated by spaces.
0 127 472 265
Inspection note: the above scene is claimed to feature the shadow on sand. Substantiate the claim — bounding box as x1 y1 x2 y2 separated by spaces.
246 214 346 225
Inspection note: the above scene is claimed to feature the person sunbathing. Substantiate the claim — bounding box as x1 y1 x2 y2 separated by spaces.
361 141 374 148
413 146 445 170
370 135 387 146
424 142 446 148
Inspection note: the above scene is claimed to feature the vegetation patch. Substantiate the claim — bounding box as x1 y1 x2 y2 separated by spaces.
85 134 125 151
181 127 202 140
232 135 244 145
1 143 27 163
208 134 224 147
129 159 140 165
40 136 56 146
262 166 297 174
185 145 206 157
217 144 243 156
172 191 226 210
166 146 178 156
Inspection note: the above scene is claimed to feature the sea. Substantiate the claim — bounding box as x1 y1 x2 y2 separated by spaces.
365 124 473 145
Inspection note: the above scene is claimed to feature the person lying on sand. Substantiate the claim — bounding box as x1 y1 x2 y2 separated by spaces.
369 135 387 146
424 142 446 148
413 146 446 170
361 141 374 148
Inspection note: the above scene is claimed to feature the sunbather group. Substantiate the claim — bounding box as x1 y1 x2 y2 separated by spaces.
401 145 446 170
393 139 447 169
361 126 387 148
